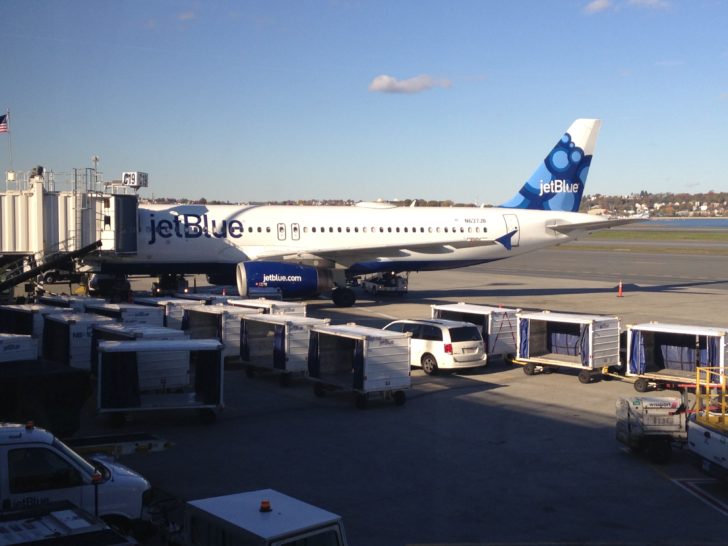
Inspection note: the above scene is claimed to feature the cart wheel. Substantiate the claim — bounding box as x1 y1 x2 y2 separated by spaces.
198 409 217 424
578 370 593 384
523 363 536 376
279 373 291 388
245 366 255 378
313 383 326 398
646 437 672 464
542 366 556 374
108 412 126 428
634 378 650 393
393 390 406 406
355 393 368 410
421 354 438 375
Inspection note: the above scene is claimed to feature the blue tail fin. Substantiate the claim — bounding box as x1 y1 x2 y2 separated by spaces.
500 119 601 212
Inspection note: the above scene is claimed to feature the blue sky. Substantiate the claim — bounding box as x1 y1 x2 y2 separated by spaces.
1 0 726 204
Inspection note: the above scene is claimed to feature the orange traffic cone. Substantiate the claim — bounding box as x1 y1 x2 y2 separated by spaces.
617 280 623 298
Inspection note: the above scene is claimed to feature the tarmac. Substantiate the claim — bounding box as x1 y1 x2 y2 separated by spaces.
74 246 728 546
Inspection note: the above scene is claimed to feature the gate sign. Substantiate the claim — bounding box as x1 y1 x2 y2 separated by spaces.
122 172 148 188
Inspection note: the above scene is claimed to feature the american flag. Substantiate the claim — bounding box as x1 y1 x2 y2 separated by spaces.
0 114 7 133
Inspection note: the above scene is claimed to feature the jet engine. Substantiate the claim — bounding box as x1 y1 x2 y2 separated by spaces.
236 261 334 299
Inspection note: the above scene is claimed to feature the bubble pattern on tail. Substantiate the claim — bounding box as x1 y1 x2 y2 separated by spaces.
500 130 592 213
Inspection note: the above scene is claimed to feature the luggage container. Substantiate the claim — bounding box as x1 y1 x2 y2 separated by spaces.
516 310 620 383
96 338 224 425
42 313 116 370
91 323 189 383
185 305 262 359
0 333 38 362
228 298 307 316
0 304 75 353
616 395 687 463
37 295 106 312
307 323 410 408
626 322 728 392
84 302 164 326
240 314 330 385
133 297 211 329
431 302 520 358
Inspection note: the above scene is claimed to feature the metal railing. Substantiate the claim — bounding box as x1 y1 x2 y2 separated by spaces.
695 367 728 432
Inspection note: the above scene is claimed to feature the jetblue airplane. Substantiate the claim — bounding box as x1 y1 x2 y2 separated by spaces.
91 119 638 306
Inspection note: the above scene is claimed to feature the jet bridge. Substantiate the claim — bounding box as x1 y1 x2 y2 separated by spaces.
0 167 141 294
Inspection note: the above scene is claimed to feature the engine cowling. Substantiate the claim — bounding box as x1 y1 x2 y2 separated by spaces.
236 262 334 299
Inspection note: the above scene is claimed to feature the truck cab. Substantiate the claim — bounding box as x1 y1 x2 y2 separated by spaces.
0 423 151 528
184 489 348 546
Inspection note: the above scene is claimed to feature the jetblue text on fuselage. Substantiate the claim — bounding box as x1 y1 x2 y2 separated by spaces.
539 180 579 197
147 213 244 244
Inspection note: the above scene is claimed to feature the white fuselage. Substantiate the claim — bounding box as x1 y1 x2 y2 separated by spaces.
110 202 597 275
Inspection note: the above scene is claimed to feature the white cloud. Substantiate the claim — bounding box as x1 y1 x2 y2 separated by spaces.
584 0 612 13
628 0 670 8
368 74 452 94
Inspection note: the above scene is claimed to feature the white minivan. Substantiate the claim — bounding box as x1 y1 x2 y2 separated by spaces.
382 319 487 375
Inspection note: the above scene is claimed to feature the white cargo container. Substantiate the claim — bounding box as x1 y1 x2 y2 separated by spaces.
431 302 520 358
615 396 687 463
97 338 224 424
241 314 330 385
133 297 211 329
228 298 307 316
0 334 38 362
516 310 620 383
92 323 189 388
37 295 107 312
626 322 728 392
42 313 116 370
308 323 410 408
0 304 75 352
84 302 164 326
185 305 262 359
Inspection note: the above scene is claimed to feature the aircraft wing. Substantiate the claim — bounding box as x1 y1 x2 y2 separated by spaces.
253 238 498 267
546 215 648 235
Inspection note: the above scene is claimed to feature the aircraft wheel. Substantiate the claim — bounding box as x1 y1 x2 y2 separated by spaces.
332 288 356 307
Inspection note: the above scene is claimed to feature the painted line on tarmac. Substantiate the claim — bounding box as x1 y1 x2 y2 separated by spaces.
672 478 728 517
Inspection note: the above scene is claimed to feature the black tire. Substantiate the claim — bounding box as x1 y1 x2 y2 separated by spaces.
355 393 368 410
634 378 650 393
43 272 56 284
523 362 536 376
421 354 438 375
393 390 406 406
578 370 592 384
332 288 356 307
313 382 326 398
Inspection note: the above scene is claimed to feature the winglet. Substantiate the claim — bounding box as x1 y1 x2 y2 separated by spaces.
500 119 601 213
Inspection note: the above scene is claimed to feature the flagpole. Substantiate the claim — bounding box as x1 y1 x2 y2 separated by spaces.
6 111 12 173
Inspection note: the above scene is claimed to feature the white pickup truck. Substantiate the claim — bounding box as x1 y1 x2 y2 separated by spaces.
0 423 151 532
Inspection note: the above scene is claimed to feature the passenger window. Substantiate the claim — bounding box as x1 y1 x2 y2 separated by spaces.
401 324 422 339
421 326 443 341
8 447 83 493
384 322 404 333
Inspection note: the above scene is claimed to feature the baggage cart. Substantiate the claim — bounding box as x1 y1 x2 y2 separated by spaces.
240 314 329 385
431 302 520 358
84 302 164 326
228 297 307 316
37 295 106 312
42 312 116 370
97 338 224 425
133 297 211 329
91 323 188 382
184 304 262 359
307 323 410 408
616 395 687 463
626 322 727 392
515 310 620 383
0 303 74 337
0 334 38 362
